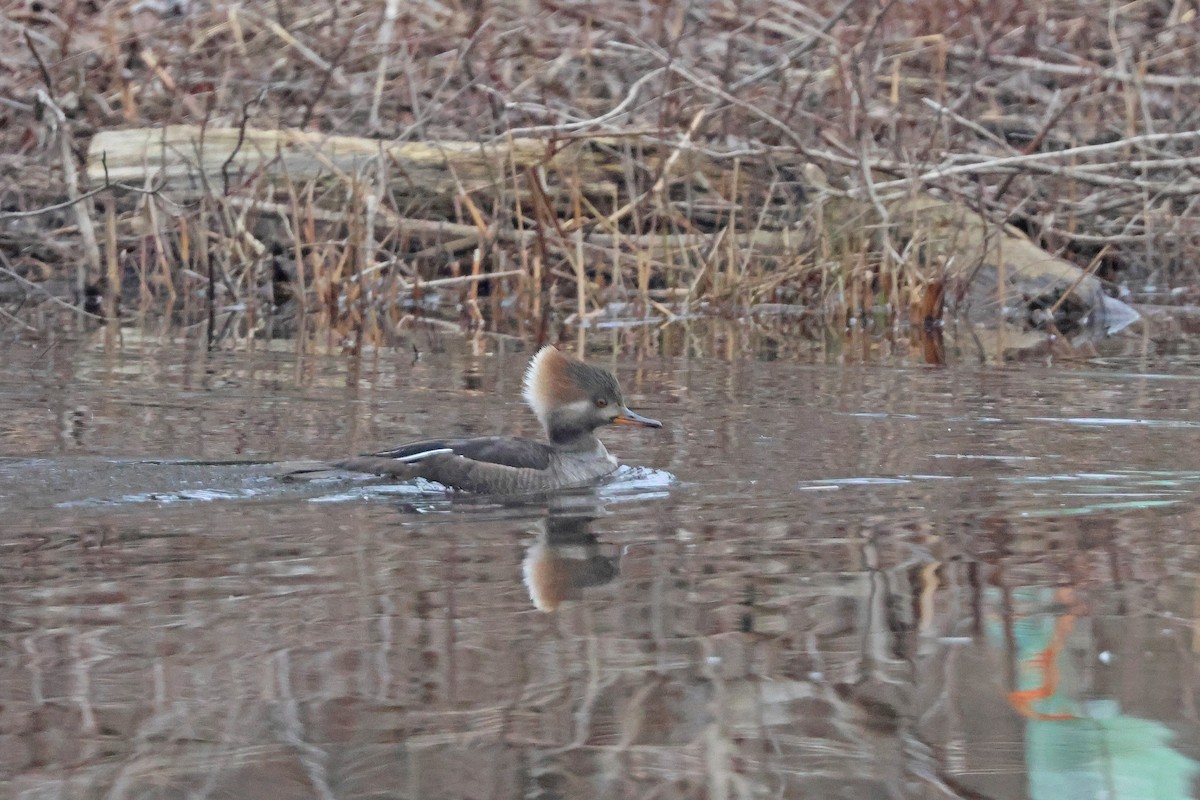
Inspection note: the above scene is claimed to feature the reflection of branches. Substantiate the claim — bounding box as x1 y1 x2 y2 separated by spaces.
272 650 336 800
856 534 911 686
545 634 621 754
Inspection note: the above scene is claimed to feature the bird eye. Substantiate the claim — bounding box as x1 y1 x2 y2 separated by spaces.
594 398 609 408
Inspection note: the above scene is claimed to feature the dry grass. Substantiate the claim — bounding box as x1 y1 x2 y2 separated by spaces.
1 0 1198 352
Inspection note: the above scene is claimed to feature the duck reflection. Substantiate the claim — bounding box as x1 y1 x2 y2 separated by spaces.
522 504 620 612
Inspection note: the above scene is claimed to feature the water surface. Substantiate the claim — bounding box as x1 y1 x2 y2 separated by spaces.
2 336 1199 799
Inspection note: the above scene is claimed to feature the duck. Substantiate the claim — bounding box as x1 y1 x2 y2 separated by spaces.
284 345 661 493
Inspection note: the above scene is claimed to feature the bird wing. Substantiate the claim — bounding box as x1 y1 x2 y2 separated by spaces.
368 436 554 471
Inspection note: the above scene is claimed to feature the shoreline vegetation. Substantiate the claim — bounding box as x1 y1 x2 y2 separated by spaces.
2 0 1197 362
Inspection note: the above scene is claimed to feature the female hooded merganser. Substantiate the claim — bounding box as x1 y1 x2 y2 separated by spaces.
289 345 661 493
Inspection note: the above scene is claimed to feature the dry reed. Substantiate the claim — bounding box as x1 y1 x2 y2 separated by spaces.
1 0 1197 355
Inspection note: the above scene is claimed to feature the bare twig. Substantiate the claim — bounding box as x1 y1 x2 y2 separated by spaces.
870 130 1200 191
0 259 107 321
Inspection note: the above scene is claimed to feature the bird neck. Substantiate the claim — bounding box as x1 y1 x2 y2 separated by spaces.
545 415 602 453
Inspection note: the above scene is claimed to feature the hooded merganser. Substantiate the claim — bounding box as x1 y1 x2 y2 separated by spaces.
287 345 661 493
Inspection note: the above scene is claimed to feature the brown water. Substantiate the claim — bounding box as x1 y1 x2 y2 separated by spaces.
2 335 1200 799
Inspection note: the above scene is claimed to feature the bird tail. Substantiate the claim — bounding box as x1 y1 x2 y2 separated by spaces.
331 456 424 478
273 459 344 481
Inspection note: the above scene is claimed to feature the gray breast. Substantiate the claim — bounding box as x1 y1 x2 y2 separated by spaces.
546 443 619 488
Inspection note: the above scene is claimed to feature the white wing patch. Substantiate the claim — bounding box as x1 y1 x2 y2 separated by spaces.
396 447 455 462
